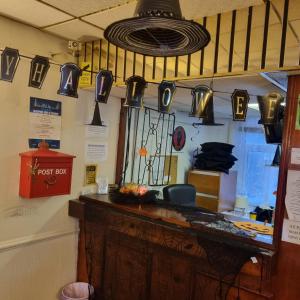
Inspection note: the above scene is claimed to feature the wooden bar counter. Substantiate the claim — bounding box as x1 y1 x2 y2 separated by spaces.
69 194 275 300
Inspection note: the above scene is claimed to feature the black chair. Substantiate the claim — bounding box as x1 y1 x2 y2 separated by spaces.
163 184 196 207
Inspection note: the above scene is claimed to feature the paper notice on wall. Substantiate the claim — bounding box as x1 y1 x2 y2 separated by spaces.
295 94 300 130
285 170 300 221
29 97 62 149
291 148 300 165
85 123 109 139
79 61 91 88
282 219 300 245
85 143 107 162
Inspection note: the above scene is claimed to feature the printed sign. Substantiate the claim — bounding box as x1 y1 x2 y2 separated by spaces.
29 97 62 149
231 89 249 121
0 47 20 82
282 219 300 246
79 61 91 88
85 164 97 185
29 55 50 89
296 94 300 130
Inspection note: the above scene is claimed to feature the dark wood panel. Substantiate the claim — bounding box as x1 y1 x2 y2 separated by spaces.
103 231 150 300
150 250 193 300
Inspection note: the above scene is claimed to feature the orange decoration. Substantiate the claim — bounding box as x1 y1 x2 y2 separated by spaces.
139 147 148 157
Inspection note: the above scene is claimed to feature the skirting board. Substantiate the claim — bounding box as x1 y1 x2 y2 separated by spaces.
0 228 79 253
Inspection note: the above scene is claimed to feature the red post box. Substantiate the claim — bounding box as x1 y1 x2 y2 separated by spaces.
19 141 76 198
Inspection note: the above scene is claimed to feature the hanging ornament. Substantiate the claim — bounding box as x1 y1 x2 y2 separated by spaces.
124 76 147 108
172 126 186 151
257 92 284 125
95 70 114 103
0 47 20 82
57 63 81 98
190 85 213 118
231 89 249 121
272 144 281 166
158 80 176 113
88 70 114 127
28 55 50 89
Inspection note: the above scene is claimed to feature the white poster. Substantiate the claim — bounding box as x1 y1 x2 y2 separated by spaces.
85 143 107 162
285 170 300 221
282 219 300 245
85 123 109 139
291 148 300 165
29 97 62 149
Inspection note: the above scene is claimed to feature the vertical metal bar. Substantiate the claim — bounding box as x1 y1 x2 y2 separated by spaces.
133 52 136 76
244 7 253 71
167 115 175 184
123 50 127 82
152 57 156 80
84 43 87 63
228 10 236 73
279 0 289 68
163 57 167 78
106 42 110 70
200 17 207 75
130 109 140 182
90 41 94 85
137 109 147 184
142 55 146 78
187 54 191 77
114 46 118 81
214 14 221 74
98 39 102 71
261 1 270 69
163 113 171 185
175 56 179 78
156 114 165 184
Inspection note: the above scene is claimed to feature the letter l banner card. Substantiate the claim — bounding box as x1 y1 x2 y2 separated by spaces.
28 97 62 149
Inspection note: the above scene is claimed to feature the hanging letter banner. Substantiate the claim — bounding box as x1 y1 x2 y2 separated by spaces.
158 80 176 113
124 76 147 108
0 47 20 82
231 89 250 121
257 92 284 125
190 85 213 118
28 55 50 89
95 70 114 103
57 63 81 98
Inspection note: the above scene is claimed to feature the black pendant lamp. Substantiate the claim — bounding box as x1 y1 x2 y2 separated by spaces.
104 0 211 57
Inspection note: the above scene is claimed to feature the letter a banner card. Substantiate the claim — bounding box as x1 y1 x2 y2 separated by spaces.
29 97 62 149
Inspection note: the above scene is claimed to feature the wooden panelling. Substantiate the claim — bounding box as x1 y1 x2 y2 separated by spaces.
70 196 274 300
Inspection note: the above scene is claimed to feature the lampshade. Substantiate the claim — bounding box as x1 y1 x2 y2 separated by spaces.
104 0 210 57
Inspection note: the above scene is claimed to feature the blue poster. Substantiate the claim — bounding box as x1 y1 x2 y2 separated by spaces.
29 97 62 149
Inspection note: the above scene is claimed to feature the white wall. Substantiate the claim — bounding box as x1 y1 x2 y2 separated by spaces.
0 16 120 300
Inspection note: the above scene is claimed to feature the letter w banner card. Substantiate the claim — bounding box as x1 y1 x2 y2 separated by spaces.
29 97 62 149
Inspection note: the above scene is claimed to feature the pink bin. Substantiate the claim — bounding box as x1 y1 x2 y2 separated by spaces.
60 282 94 300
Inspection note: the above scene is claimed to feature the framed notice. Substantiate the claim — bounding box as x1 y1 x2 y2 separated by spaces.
85 164 97 185
29 97 62 149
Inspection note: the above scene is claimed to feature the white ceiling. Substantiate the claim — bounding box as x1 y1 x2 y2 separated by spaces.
0 0 263 41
